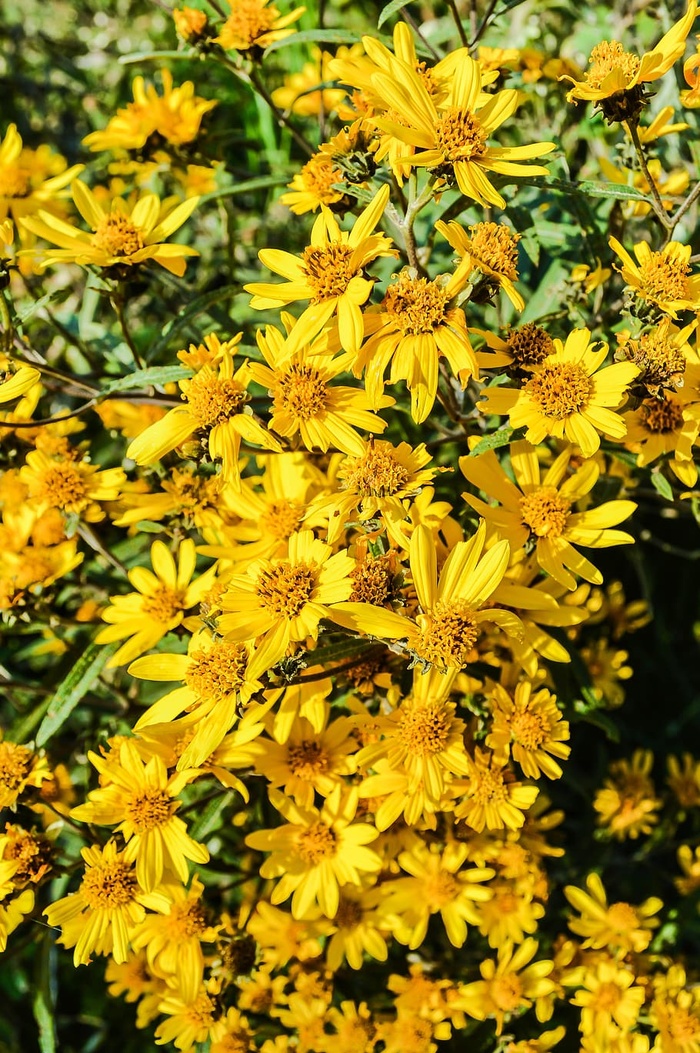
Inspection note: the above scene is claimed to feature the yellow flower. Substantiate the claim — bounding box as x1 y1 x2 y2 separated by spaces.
369 53 554 208
650 969 700 1053
379 841 494 949
43 841 170 965
218 530 355 670
454 747 539 832
564 872 662 953
561 1 697 119
478 328 639 458
245 184 395 355
477 875 545 948
71 740 209 892
616 317 696 396
461 441 637 590
95 538 217 668
486 680 571 780
0 124 82 231
155 990 224 1051
20 448 125 523
0 735 51 809
333 520 523 671
506 1027 567 1053
248 322 392 455
83 70 217 155
594 749 661 840
569 959 645 1042
609 237 700 318
436 219 524 311
245 900 324 968
354 265 478 424
623 389 700 487
0 888 34 954
215 0 305 52
21 180 199 276
173 6 211 43
245 786 381 918
323 885 389 971
280 152 347 215
0 358 41 404
667 753 700 808
457 938 555 1034
127 342 281 485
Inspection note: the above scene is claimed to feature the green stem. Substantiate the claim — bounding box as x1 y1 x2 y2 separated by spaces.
112 289 146 370
626 120 673 234
0 289 14 353
447 0 469 49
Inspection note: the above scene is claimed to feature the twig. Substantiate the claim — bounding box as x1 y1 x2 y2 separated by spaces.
400 8 441 61
669 179 700 237
112 289 146 370
625 120 673 234
467 0 499 49
447 0 469 49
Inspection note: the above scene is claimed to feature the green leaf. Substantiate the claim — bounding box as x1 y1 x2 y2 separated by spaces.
99 366 192 397
519 259 569 324
651 470 674 501
466 427 514 457
190 790 238 841
35 641 119 747
33 934 57 1053
16 292 62 327
199 175 290 203
147 285 239 361
306 636 384 666
378 0 415 28
511 175 651 204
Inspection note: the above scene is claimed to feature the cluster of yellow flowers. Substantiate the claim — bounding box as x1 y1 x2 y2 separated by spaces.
3 1 700 1051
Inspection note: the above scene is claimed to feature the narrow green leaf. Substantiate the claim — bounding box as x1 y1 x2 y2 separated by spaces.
33 934 57 1053
519 259 569 324
199 175 290 203
99 366 192 397
467 426 514 457
17 292 61 327
190 790 238 841
120 49 195 64
36 641 119 747
307 636 384 666
651 470 674 501
378 0 415 28
147 285 239 361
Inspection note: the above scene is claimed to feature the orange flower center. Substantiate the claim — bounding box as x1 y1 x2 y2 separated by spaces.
640 396 684 433
142 584 185 623
0 742 33 797
33 463 89 512
165 469 220 511
519 486 571 538
335 896 363 929
302 243 358 301
343 443 412 498
286 740 330 780
414 601 479 669
584 41 640 91
525 361 594 419
471 765 508 805
256 561 317 618
296 821 337 864
397 700 452 755
466 222 520 279
125 788 175 832
606 901 640 933
510 707 549 750
185 642 249 697
667 1007 700 1044
0 165 32 198
435 108 488 162
619 330 686 390
173 6 209 42
383 273 449 334
423 867 459 907
507 324 554 367
92 211 145 257
260 499 304 540
638 250 690 303
80 857 137 909
163 900 209 940
350 555 395 606
298 155 345 205
275 363 329 420
591 980 623 1012
185 371 247 428
490 974 523 1012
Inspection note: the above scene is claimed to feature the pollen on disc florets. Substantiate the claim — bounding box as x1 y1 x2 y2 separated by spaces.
275 363 329 421
467 222 520 279
384 272 450 334
618 330 687 392
638 251 690 303
0 742 33 799
142 585 185 622
413 601 479 669
584 41 640 90
298 155 345 205
92 211 145 257
519 486 571 538
510 708 549 751
80 858 138 909
218 0 277 48
435 108 488 162
0 166 31 199
525 361 594 419
260 500 305 540
165 901 209 939
296 822 337 864
286 740 330 780
185 642 249 697
302 243 358 301
640 396 685 433
185 371 248 429
256 561 318 618
342 444 411 498
507 324 554 369
34 464 89 513
350 554 398 606
124 788 175 832
397 700 452 756
490 975 523 1012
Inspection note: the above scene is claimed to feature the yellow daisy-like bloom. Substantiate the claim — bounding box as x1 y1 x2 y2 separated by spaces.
43 841 170 966
127 343 282 485
245 184 395 355
313 437 440 546
71 740 209 892
569 959 645 1042
486 680 571 780
173 6 211 43
21 180 199 277
249 323 392 455
333 520 523 671
616 317 696 396
436 218 524 312
668 753 700 809
323 884 388 971
457 938 555 1035
280 152 347 215
20 449 125 524
217 529 355 670
95 538 217 668
0 888 34 954
245 786 381 919
461 441 637 590
609 237 700 319
623 389 700 488
353 264 478 424
594 749 661 841
215 0 305 52
506 1027 567 1053
154 991 224 1051
83 70 217 154
369 53 554 208
0 357 41 404
561 1 697 117
478 329 639 458
379 841 494 949
564 872 662 953
0 735 51 809
651 973 700 1053
114 465 227 531
477 875 546 948
131 876 219 1003
454 747 539 832
0 124 82 231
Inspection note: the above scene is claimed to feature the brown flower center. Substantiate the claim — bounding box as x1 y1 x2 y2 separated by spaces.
185 642 249 697
640 396 684 433
80 857 137 909
141 584 185 623
383 273 449 334
335 896 363 929
256 561 317 618
125 788 175 832
525 361 594 419
302 243 358 301
350 555 395 606
507 324 554 367
619 330 686 390
343 443 411 498
296 821 337 864
286 740 330 780
435 108 488 162
92 211 145 257
275 363 329 421
519 486 571 538
2 825 53 884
